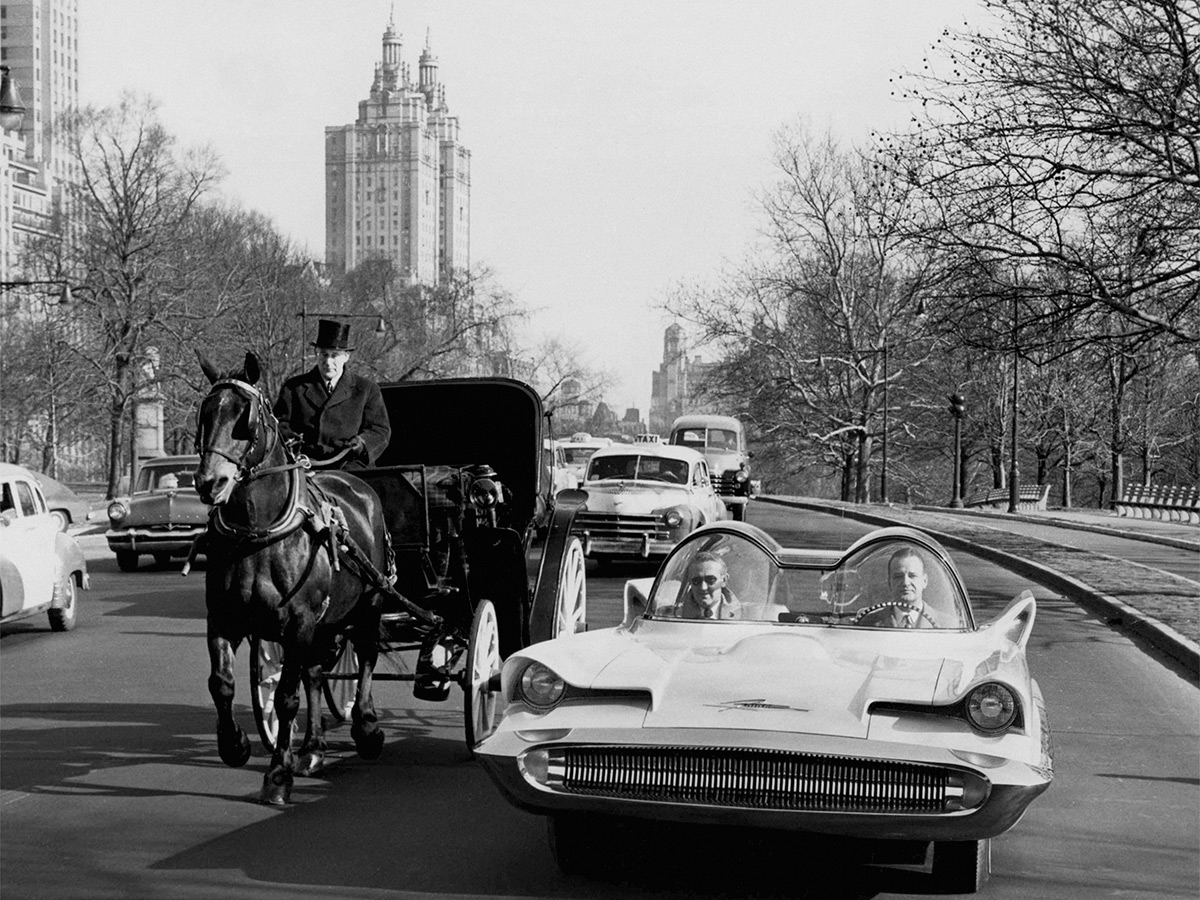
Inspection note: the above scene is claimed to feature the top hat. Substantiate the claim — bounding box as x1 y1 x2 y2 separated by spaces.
312 319 353 351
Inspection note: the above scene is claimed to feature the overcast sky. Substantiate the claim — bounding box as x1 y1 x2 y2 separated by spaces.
80 0 973 415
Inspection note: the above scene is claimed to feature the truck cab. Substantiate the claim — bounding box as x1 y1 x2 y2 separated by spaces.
668 414 752 520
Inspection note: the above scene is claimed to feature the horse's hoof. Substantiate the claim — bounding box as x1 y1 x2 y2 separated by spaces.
296 751 324 777
217 724 251 768
352 721 385 760
260 769 292 805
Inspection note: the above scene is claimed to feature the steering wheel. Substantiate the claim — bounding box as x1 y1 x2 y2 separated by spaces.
852 602 937 628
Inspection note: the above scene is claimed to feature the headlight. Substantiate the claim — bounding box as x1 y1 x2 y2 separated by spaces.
734 468 749 483
107 501 128 523
469 477 500 508
965 683 1018 734
663 508 683 528
517 662 566 711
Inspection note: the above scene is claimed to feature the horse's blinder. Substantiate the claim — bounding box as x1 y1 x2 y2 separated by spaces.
197 378 278 481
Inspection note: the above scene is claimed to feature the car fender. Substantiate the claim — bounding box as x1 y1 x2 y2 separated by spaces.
53 531 89 593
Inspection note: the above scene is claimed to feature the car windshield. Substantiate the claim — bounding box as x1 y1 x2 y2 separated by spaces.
137 465 196 492
646 532 970 629
587 454 690 484
671 427 738 451
561 447 599 465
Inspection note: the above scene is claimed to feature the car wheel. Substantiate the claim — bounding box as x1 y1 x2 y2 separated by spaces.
50 510 70 532
930 838 990 894
731 503 746 522
116 550 139 572
547 815 598 876
48 576 78 632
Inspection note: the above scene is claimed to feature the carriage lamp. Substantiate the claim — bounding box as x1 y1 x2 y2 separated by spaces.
517 662 566 711
107 501 129 523
470 477 502 509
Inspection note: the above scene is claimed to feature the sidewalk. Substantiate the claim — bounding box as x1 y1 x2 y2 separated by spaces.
761 496 1199 677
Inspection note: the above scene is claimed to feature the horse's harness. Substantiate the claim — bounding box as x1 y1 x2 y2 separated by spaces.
192 378 438 627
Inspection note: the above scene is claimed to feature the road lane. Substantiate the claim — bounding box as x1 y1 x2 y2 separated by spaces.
1 506 1196 899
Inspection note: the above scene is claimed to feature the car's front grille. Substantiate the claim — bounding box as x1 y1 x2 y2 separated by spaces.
573 512 669 541
538 746 972 814
712 473 744 497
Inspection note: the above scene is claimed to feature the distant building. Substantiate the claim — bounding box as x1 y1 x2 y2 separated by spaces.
649 323 718 433
325 15 471 285
1 0 80 275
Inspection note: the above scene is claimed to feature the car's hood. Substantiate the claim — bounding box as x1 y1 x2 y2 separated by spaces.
526 625 950 739
703 449 745 473
126 490 208 526
583 481 693 512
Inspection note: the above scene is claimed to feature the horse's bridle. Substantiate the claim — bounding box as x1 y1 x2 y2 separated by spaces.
197 378 288 483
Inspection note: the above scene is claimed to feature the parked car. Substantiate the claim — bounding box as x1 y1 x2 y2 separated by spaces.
558 432 612 489
669 414 753 520
32 471 93 532
105 455 207 571
543 439 576 495
477 522 1053 893
571 442 726 565
0 462 89 631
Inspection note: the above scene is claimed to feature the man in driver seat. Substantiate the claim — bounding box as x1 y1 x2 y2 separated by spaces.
876 547 938 628
675 552 741 619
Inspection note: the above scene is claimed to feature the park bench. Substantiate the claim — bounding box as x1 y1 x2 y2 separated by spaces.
964 484 1051 512
1113 484 1200 525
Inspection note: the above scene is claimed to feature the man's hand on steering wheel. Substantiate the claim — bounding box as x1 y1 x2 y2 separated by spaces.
852 602 937 627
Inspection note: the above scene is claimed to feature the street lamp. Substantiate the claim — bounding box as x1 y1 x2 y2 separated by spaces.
0 65 26 132
947 393 966 508
1007 289 1021 514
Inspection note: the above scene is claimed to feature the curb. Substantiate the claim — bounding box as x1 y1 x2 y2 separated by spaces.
909 505 1199 552
760 496 1200 678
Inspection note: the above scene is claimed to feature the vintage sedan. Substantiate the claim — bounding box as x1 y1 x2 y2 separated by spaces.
0 463 89 631
476 522 1053 893
31 472 93 532
105 455 207 571
571 442 727 565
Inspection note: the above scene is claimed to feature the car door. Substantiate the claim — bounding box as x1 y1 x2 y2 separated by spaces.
0 476 58 615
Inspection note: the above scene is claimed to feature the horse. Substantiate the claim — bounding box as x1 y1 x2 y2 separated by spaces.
193 350 389 805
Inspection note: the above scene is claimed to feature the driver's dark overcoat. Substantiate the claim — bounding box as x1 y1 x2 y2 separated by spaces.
273 366 391 468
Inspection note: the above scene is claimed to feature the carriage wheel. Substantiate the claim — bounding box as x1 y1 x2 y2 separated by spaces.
554 537 587 638
250 637 295 752
322 636 357 723
463 599 502 754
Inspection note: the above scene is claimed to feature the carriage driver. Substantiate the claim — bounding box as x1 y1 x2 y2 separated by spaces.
274 319 392 469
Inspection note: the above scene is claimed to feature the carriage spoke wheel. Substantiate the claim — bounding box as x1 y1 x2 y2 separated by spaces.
322 636 357 724
250 637 295 752
463 599 502 755
554 537 587 638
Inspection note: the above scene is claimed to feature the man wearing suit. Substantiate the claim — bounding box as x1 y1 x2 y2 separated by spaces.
274 319 392 469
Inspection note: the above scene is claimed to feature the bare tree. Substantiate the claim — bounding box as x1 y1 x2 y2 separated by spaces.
525 337 615 435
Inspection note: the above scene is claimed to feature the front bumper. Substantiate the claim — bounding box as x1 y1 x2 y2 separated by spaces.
477 726 1051 842
106 527 206 555
574 512 680 559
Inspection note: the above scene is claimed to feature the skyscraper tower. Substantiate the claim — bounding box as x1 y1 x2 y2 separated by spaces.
324 17 471 284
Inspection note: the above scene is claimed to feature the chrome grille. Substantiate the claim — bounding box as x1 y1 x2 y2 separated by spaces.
542 746 966 814
573 512 669 541
712 473 744 497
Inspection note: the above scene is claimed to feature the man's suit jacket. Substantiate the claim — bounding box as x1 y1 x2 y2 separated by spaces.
274 367 392 467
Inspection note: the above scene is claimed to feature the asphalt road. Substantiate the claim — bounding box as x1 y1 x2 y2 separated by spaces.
1 505 1197 900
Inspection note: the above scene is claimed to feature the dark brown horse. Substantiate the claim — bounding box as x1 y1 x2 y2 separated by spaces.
194 351 388 804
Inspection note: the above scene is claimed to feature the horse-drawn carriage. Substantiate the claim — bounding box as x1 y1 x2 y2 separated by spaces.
194 358 587 804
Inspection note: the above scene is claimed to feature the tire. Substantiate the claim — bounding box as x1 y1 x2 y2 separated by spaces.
463 599 502 754
930 838 991 894
322 636 356 723
152 552 173 567
731 503 746 522
554 537 587 637
250 637 294 752
48 576 78 632
116 550 139 572
50 510 70 532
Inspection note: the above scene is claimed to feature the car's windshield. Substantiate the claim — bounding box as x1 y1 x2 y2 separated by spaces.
646 533 970 629
587 454 690 484
671 427 739 451
137 465 196 492
561 447 599 465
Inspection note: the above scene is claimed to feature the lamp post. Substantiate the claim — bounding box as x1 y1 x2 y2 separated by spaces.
947 393 966 507
880 336 889 504
1007 289 1020 514
0 65 26 132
